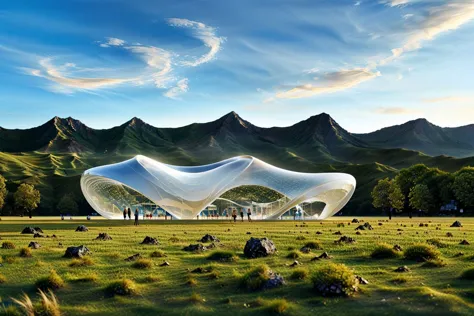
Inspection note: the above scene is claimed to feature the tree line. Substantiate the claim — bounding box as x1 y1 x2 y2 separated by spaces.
0 174 79 217
372 164 474 216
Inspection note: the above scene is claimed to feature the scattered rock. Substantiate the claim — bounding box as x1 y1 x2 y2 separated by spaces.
21 227 36 234
125 253 142 261
355 231 362 235
246 232 252 235
160 261 170 266
356 222 373 230
453 252 464 258
351 218 360 223
446 232 454 237
393 244 403 252
451 221 462 228
262 272 285 290
335 236 356 244
243 237 277 258
33 233 44 238
394 266 410 273
300 247 311 254
75 225 89 232
334 231 342 235
397 228 403 231
459 240 470 245
419 223 425 227
289 260 301 267
94 233 112 241
311 252 333 261
64 245 91 258
316 231 323 235
200 234 220 243
191 267 209 274
28 242 41 249
183 243 215 252
141 236 159 245
378 223 383 226
33 227 44 233
355 275 369 285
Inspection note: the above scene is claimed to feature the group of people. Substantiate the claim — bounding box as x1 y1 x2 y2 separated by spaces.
123 207 140 226
227 207 252 222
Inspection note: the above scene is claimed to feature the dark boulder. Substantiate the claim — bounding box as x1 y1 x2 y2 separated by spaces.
300 246 311 254
21 227 36 234
183 243 214 252
446 232 454 237
243 237 277 258
262 272 285 290
64 245 91 258
311 252 333 261
335 236 356 244
34 227 44 233
160 261 170 266
451 221 462 228
393 244 403 252
355 275 369 285
351 218 360 223
75 225 89 232
200 234 220 243
459 240 470 245
355 223 373 231
28 241 41 249
95 233 112 241
125 253 142 261
394 266 410 272
33 233 44 238
141 236 159 245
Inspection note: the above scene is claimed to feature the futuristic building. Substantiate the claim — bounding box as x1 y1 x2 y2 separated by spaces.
80 155 356 220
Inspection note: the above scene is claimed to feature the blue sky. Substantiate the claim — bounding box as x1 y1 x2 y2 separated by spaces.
0 0 473 132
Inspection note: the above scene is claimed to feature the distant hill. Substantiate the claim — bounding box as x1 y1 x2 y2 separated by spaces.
1 112 474 216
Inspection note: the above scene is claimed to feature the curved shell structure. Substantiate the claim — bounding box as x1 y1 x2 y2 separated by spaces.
80 155 356 220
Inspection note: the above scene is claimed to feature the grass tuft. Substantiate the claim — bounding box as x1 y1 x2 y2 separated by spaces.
19 247 32 258
304 241 323 250
0 273 6 284
290 268 308 280
422 259 447 268
150 250 166 258
286 250 301 259
35 270 65 291
240 264 272 291
106 279 137 296
207 251 237 262
404 244 441 262
370 243 400 259
69 257 94 267
132 258 153 269
311 263 357 296
2 241 15 249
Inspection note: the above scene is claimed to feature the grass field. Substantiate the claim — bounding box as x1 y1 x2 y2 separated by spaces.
1 216 474 315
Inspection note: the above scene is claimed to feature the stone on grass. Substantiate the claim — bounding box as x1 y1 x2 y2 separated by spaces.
451 221 462 228
334 231 342 235
453 252 464 257
64 245 91 258
356 231 362 235
289 260 301 267
243 237 276 258
191 267 209 274
300 247 311 254
262 272 285 290
335 236 356 244
21 227 36 234
311 252 333 261
33 233 44 238
355 222 373 231
95 233 113 241
34 227 44 233
200 234 220 243
183 243 215 252
141 236 159 245
394 266 410 273
393 244 403 252
446 232 454 237
351 218 360 223
28 241 41 249
316 231 323 235
125 253 142 262
160 261 170 266
75 225 89 232
355 275 369 285
459 240 470 245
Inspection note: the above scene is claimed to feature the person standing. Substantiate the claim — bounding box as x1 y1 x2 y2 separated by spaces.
232 209 237 222
123 208 127 220
247 208 252 222
240 208 244 222
127 208 132 220
134 209 139 226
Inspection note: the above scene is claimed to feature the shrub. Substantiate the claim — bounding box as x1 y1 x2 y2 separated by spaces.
304 241 322 250
207 251 236 262
426 238 447 248
240 264 272 291
311 263 357 296
0 273 6 284
19 247 32 258
290 268 308 280
264 299 290 314
106 279 137 296
5 256 17 264
370 244 400 259
150 250 166 258
132 258 153 269
460 268 474 280
421 259 447 268
286 250 301 259
69 257 94 267
404 244 440 262
35 270 65 291
2 241 15 249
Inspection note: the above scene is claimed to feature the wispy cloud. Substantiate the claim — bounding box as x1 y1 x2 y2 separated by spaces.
167 18 225 67
99 37 126 47
276 68 380 99
375 106 418 115
422 96 474 104
164 78 189 99
25 58 131 93
388 0 410 7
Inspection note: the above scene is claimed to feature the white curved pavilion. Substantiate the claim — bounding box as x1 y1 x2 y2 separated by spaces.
80 155 356 220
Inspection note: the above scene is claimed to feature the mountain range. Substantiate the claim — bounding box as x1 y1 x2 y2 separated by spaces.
1 112 474 215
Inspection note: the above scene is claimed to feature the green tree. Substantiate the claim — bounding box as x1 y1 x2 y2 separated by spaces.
388 184 404 211
409 184 434 214
453 167 474 209
57 193 79 215
372 178 402 218
395 164 430 197
435 173 455 205
0 174 7 211
14 183 41 218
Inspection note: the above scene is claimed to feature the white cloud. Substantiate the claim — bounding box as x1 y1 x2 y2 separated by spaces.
422 96 474 104
276 68 380 99
380 2 474 65
26 58 130 92
167 18 225 67
388 0 410 6
164 78 189 99
355 1 361 6
99 37 126 48
375 106 418 115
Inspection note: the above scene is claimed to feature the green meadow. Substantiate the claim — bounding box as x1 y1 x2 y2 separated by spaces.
1 217 474 315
